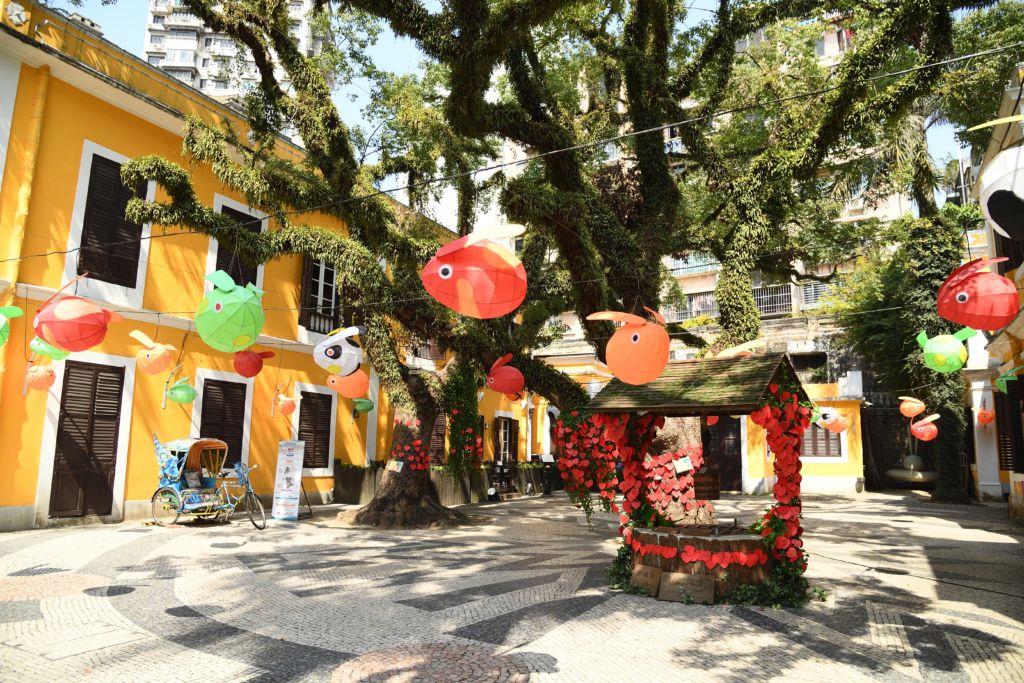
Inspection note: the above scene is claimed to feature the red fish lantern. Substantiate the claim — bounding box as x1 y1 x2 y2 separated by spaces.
34 296 121 352
586 307 670 385
277 394 299 417
487 354 524 398
420 225 528 319
328 368 370 399
706 415 720 426
898 396 926 419
233 350 274 378
27 364 55 391
937 258 1019 331
910 414 939 442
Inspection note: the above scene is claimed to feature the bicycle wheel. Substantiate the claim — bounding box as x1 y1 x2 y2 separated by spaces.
151 487 181 527
245 491 266 530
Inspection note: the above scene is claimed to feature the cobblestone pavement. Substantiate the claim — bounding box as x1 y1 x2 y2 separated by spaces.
1 491 1023 682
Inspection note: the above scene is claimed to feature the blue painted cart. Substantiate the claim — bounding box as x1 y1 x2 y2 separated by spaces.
151 435 266 529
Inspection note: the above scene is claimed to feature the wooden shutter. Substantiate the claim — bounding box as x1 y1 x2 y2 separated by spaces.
297 391 333 469
428 413 446 465
509 419 520 462
216 206 260 286
77 155 146 287
995 382 1024 472
50 361 124 517
801 425 842 457
298 253 314 328
492 417 502 462
199 379 247 466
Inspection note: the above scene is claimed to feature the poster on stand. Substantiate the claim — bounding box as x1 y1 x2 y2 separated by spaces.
272 440 304 521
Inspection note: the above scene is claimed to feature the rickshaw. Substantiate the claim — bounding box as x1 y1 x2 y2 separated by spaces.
151 435 266 529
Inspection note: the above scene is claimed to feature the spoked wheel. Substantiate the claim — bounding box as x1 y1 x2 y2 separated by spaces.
151 487 181 527
245 492 266 530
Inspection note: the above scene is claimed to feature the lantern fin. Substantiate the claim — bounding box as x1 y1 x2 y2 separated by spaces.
915 414 940 424
129 330 156 348
490 353 513 373
206 270 237 292
0 306 23 318
954 327 977 342
643 306 667 326
916 331 929 349
587 311 648 326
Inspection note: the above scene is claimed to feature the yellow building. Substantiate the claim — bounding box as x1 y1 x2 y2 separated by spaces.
0 2 457 530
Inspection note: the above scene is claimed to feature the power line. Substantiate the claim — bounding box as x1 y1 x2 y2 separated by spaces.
0 42 1020 268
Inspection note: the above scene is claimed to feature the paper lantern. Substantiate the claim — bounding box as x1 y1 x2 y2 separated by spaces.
0 306 23 347
898 396 926 419
977 401 995 426
33 296 121 352
937 258 1018 331
277 394 300 416
195 270 265 353
996 365 1024 393
824 415 849 433
29 337 69 360
818 408 848 433
420 224 528 319
313 325 365 374
487 354 524 395
706 415 719 426
128 330 176 375
910 414 939 442
978 146 1024 240
167 379 197 404
353 398 375 414
916 328 975 373
585 307 670 385
233 350 274 378
27 364 55 391
327 368 370 398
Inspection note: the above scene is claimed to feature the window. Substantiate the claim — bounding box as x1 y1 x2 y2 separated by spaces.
801 424 842 457
166 70 194 84
215 205 261 287
410 338 445 361
165 49 195 64
670 253 719 275
150 35 165 46
198 379 247 467
77 155 146 287
995 381 1024 473
493 417 519 462
427 414 446 465
201 57 209 67
836 27 851 52
148 56 163 65
204 37 212 47
297 391 333 469
801 281 829 308
153 15 165 24
168 29 196 39
299 255 340 334
753 284 793 317
815 37 826 56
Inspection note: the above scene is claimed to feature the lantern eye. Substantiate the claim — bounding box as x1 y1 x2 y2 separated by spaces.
214 301 223 313
438 264 453 280
955 292 969 304
631 333 641 344
487 377 494 384
325 345 340 358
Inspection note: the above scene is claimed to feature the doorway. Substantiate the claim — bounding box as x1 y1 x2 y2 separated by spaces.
703 416 742 492
49 361 125 518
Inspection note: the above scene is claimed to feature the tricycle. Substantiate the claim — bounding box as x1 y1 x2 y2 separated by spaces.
151 434 266 529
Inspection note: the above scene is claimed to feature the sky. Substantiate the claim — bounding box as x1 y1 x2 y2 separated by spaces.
65 0 962 217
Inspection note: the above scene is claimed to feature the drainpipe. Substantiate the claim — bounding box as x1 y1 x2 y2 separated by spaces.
0 65 50 406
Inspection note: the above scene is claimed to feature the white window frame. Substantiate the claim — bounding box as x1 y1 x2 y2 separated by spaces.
297 256 340 343
34 351 137 527
190 368 254 469
797 421 850 463
205 193 268 293
63 140 156 309
291 381 337 477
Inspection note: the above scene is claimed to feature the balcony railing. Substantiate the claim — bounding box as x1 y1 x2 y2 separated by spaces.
753 284 793 317
670 253 720 276
661 291 719 322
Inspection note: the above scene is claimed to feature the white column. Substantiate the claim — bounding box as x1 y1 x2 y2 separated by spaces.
971 380 1002 500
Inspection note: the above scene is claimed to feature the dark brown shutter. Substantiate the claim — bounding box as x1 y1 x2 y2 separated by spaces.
428 413 446 465
298 253 314 329
50 361 124 517
77 155 146 287
297 391 333 469
800 424 841 457
199 379 247 466
995 382 1024 472
508 418 520 462
216 205 260 286
492 417 501 462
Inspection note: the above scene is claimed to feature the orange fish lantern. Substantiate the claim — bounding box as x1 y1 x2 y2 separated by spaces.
586 307 670 385
277 393 300 417
977 397 995 427
910 414 939 442
233 350 274 378
328 368 370 399
27 364 55 391
898 396 926 419
420 224 528 319
34 296 121 352
818 408 849 433
487 354 524 397
937 258 1019 331
128 330 176 375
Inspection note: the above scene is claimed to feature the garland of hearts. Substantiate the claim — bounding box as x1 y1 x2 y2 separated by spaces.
749 383 811 571
390 418 430 471
447 408 483 474
621 537 770 569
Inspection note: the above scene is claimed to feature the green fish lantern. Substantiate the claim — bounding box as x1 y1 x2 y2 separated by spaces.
353 398 375 415
30 336 70 360
916 328 976 373
995 365 1024 393
195 270 265 353
166 378 197 404
0 306 23 347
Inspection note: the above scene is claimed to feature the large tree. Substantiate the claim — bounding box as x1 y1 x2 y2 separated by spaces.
121 0 1012 525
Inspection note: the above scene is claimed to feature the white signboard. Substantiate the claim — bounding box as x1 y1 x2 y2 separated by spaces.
673 456 693 474
272 440 304 521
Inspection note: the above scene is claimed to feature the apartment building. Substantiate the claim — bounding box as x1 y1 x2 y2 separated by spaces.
143 0 319 100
